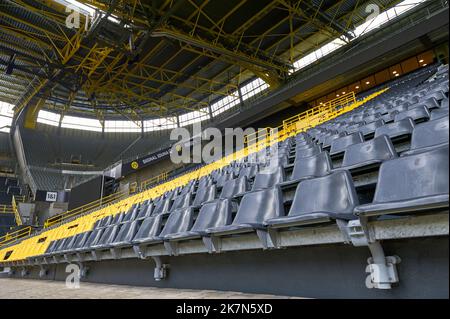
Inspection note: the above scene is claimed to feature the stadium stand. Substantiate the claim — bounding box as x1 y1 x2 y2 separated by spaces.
0 0 448 300
0 63 447 297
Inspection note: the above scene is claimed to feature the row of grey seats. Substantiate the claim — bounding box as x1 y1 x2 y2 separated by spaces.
42 143 448 258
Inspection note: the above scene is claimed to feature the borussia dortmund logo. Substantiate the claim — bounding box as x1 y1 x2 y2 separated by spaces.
131 161 139 170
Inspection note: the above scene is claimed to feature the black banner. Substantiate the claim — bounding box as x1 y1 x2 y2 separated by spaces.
121 147 171 177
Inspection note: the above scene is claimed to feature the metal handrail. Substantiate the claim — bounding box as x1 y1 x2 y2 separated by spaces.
0 226 32 248
11 196 23 226
0 205 13 214
43 189 129 228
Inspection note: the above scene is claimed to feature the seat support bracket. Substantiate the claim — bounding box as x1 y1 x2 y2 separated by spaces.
256 228 279 249
342 218 401 289
202 236 222 253
39 264 48 278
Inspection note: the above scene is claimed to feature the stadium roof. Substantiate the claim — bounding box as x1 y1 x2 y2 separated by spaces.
0 0 422 123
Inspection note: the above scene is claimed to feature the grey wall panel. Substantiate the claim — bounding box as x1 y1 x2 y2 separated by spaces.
15 237 448 298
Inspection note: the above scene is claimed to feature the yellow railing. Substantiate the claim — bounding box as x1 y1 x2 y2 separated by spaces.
0 226 32 248
140 171 169 191
11 196 24 226
0 205 13 214
283 91 356 134
43 189 130 228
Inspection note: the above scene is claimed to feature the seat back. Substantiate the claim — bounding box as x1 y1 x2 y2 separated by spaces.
132 215 163 242
359 119 384 136
72 231 91 250
216 173 233 187
83 228 104 249
191 199 233 232
291 151 332 180
170 192 192 212
323 132 346 148
193 185 216 206
394 105 430 122
113 221 139 243
409 117 449 151
96 225 120 247
289 171 359 216
159 207 194 237
220 176 250 199
233 187 284 225
63 234 80 251
136 203 153 220
295 144 322 158
45 240 58 254
110 213 125 225
330 132 364 155
374 117 415 139
238 165 259 179
97 215 112 228
342 135 397 168
252 166 285 191
152 198 171 216
372 146 449 203
122 207 138 223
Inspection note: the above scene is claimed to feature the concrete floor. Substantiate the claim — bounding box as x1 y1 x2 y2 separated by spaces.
0 278 298 299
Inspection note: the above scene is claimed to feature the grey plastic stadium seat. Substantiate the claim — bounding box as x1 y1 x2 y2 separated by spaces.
206 187 284 236
109 221 139 248
131 214 164 244
77 228 104 251
283 151 332 186
43 240 58 256
252 165 286 191
402 117 449 156
169 192 192 213
394 105 430 123
340 135 397 172
295 141 316 152
110 213 125 225
122 208 138 223
152 197 171 216
164 199 233 241
193 185 216 207
97 215 112 228
216 173 233 188
238 165 259 179
346 123 365 134
409 98 440 110
424 90 446 101
91 225 120 249
363 113 382 124
220 176 250 199
135 203 153 220
70 231 91 252
294 144 322 158
431 108 449 121
358 119 385 137
374 117 415 140
198 177 213 189
381 112 397 123
59 234 81 254
49 238 68 255
265 171 359 228
354 146 449 217
323 132 346 149
158 207 194 240
330 132 364 156
441 98 449 109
